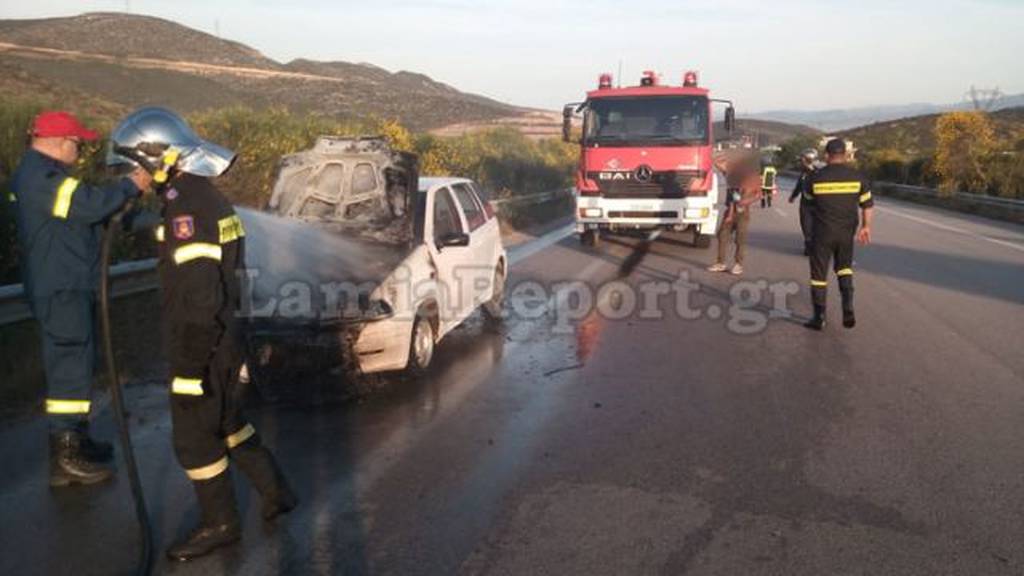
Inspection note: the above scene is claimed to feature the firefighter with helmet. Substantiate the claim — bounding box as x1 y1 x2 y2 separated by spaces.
107 107 296 561
789 148 819 256
805 138 873 331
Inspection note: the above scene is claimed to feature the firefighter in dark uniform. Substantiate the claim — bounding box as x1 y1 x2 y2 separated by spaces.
10 111 152 486
789 148 819 256
805 139 874 330
760 163 777 208
108 107 296 561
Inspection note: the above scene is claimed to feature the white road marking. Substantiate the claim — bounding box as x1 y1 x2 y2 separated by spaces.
773 208 787 217
508 224 575 265
876 205 1024 254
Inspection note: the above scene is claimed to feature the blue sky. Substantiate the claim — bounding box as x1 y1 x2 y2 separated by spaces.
2 0 1022 113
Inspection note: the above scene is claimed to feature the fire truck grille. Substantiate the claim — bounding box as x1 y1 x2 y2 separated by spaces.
607 211 678 219
588 170 704 199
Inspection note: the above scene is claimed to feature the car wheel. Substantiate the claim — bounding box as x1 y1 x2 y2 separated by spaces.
483 264 506 322
582 229 600 247
407 312 436 374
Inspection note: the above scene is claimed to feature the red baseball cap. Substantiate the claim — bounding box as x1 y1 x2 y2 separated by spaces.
31 111 99 141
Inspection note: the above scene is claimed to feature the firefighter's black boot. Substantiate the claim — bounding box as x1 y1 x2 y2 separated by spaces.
167 472 241 562
804 305 827 331
49 430 115 487
74 421 113 463
840 278 856 329
230 436 297 521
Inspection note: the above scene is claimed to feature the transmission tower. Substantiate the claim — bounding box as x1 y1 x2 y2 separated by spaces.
965 85 1003 111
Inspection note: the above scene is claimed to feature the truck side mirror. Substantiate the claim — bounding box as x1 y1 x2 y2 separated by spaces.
562 105 575 143
725 106 736 133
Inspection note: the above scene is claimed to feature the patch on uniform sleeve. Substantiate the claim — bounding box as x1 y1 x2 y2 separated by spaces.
165 187 179 201
173 215 195 240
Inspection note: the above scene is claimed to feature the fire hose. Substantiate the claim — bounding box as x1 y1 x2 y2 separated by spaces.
100 203 154 576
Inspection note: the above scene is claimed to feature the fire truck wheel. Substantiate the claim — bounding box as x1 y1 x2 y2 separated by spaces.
693 228 712 249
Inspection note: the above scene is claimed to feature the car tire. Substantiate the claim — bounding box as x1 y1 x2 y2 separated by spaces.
483 264 506 322
582 229 600 247
407 311 436 374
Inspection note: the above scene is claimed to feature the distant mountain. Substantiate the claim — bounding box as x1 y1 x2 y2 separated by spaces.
751 94 1024 133
0 12 522 131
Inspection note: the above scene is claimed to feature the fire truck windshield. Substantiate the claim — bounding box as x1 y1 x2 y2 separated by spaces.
583 96 709 147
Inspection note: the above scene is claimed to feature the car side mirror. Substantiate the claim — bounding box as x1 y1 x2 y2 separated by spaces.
437 232 470 250
725 106 736 133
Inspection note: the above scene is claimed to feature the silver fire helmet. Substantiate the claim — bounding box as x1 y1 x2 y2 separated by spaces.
106 107 235 177
799 148 818 165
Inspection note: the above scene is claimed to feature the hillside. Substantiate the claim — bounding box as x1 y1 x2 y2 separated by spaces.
0 12 522 131
715 118 820 146
0 12 277 69
838 107 1024 155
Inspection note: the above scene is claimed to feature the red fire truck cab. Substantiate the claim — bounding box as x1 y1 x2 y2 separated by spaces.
563 70 735 247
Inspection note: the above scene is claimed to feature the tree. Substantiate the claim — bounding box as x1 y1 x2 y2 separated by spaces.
934 111 996 195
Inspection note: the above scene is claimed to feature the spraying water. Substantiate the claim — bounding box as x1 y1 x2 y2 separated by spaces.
237 207 411 322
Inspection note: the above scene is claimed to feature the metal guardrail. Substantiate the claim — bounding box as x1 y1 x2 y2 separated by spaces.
0 189 575 327
491 188 572 207
0 259 159 326
878 182 1024 208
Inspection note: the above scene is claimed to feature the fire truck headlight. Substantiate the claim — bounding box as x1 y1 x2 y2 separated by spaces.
685 208 710 219
580 208 603 218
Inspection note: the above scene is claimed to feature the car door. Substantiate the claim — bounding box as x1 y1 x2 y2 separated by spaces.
427 185 476 334
450 182 498 307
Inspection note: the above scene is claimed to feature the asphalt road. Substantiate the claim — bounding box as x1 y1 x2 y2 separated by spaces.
2 182 1023 575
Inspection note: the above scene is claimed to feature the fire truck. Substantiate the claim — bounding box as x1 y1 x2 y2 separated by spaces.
563 70 735 247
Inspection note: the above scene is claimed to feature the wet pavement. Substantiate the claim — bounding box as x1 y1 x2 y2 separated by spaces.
2 185 1024 575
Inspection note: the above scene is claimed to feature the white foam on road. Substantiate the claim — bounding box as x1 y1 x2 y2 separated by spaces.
875 205 1024 254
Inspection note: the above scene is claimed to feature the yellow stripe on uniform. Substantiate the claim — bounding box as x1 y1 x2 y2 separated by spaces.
171 377 204 396
810 280 828 288
813 181 861 195
155 225 165 243
218 215 245 244
173 243 222 265
46 398 91 414
52 177 80 219
185 456 229 481
7 192 16 203
225 424 256 449
859 192 872 203
837 268 854 277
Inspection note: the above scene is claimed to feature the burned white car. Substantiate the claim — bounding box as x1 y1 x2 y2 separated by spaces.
241 137 506 392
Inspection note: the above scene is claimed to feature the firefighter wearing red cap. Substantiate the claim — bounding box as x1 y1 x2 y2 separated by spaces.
10 111 152 486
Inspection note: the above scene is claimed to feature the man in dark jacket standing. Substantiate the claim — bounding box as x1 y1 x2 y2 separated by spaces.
789 148 819 256
10 111 151 487
805 139 874 330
